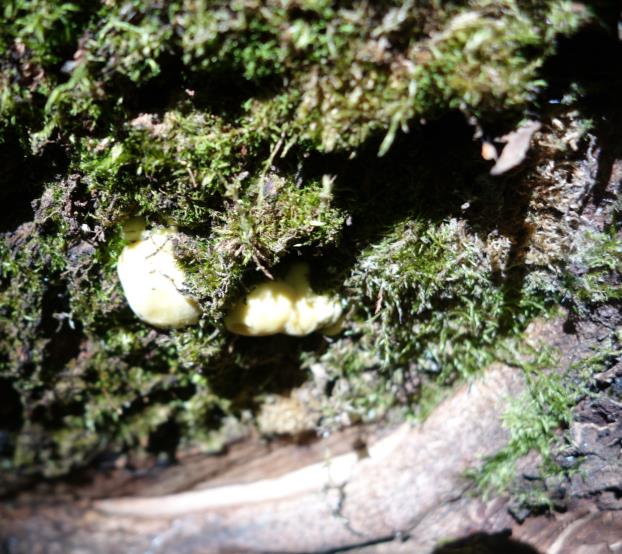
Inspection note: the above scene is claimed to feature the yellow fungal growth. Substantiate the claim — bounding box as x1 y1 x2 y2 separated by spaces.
225 263 344 337
117 219 201 329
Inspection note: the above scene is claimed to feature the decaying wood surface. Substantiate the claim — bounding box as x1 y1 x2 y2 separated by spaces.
0 362 523 553
1 315 621 554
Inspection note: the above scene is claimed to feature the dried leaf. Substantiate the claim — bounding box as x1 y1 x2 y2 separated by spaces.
490 120 541 176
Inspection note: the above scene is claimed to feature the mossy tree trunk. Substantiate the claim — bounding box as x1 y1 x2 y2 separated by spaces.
1 1 621 552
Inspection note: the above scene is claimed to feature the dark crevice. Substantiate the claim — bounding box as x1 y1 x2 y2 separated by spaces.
0 141 39 233
0 135 70 234
147 419 181 461
0 379 23 433
39 282 83 378
301 110 487 256
431 531 541 554
209 337 312 412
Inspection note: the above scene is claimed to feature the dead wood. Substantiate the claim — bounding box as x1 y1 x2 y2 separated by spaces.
2 316 621 554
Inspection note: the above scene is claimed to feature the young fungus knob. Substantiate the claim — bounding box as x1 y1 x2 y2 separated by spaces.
117 219 201 329
225 263 344 337
224 281 295 336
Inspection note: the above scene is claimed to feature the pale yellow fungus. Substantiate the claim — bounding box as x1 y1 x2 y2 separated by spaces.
117 220 201 329
225 263 344 337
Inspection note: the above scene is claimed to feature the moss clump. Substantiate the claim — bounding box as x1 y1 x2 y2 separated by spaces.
77 111 248 227
1 1 587 149
303 218 512 426
470 337 622 512
0 0 605 489
301 214 546 428
562 225 622 309
467 181 622 510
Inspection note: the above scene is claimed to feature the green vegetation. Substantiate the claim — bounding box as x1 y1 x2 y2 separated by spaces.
470 338 622 510
301 218 540 427
563 225 622 309
0 0 612 491
468 180 622 509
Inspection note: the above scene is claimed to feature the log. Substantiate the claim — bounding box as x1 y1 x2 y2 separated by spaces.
1 363 522 553
2 318 621 554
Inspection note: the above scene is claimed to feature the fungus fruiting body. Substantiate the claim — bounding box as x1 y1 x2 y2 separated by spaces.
225 263 344 336
117 220 201 329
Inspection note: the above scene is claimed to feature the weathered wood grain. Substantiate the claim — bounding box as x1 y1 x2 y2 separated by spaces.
0 364 525 553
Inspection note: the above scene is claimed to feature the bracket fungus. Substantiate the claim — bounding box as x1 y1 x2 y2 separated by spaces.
117 218 201 329
225 263 344 337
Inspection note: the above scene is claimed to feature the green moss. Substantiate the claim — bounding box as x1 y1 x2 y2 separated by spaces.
0 0 603 486
4 0 586 150
208 172 345 268
469 338 621 510
348 219 506 374
1 1 86 66
301 215 550 426
77 111 240 226
0 0 96 146
562 225 622 309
